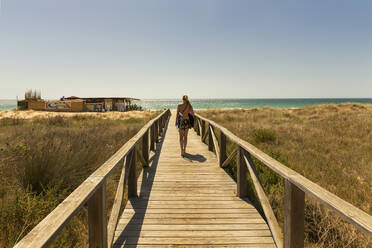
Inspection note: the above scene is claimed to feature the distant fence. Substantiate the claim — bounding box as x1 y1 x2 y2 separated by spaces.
194 113 372 248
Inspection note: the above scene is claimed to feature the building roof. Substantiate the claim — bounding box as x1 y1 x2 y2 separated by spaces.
64 96 140 101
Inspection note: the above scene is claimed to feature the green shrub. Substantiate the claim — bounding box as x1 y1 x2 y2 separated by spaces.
253 128 277 143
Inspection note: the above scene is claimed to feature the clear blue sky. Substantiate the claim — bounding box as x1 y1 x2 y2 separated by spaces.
1 0 371 99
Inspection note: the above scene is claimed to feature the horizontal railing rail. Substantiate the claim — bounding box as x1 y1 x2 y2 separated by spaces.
14 109 171 248
194 113 372 248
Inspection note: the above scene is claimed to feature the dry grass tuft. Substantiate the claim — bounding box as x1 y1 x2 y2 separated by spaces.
199 103 372 248
0 111 160 247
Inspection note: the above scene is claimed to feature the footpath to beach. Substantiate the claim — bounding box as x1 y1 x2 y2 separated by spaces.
13 109 372 248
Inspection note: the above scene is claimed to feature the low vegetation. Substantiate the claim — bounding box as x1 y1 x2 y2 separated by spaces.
199 103 372 248
0 111 160 247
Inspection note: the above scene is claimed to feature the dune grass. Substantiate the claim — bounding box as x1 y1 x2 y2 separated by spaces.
198 103 372 248
0 112 160 247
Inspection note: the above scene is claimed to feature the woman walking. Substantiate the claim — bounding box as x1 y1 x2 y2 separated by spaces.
176 95 194 156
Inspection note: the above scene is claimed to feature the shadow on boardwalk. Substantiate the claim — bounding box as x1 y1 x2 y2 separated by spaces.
113 118 169 247
182 153 207 163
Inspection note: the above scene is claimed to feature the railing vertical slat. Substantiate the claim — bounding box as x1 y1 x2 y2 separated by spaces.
284 179 305 248
154 120 159 143
197 118 202 137
88 181 107 248
237 146 248 197
128 149 137 197
208 124 213 152
142 130 149 166
201 120 206 143
150 125 155 151
219 131 226 167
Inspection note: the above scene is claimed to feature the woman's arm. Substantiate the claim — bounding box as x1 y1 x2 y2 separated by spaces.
176 105 180 125
189 104 195 115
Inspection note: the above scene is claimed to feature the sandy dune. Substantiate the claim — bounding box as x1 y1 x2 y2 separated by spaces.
0 110 159 120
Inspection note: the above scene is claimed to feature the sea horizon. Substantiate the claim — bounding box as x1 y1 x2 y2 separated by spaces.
1 98 372 111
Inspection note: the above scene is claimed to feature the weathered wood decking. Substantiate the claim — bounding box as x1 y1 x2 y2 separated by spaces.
14 109 372 248
113 112 275 247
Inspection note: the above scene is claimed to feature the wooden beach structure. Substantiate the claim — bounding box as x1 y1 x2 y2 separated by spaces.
14 110 372 248
17 94 140 112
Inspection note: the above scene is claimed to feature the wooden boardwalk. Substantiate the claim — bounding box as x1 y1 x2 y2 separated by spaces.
113 113 275 247
13 109 372 248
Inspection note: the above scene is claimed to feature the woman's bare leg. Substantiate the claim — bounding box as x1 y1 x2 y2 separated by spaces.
183 129 189 153
179 129 185 155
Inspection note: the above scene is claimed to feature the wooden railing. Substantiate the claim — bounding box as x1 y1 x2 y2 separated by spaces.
14 109 171 248
194 114 372 248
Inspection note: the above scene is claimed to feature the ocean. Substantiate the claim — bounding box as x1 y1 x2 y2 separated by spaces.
1 98 372 111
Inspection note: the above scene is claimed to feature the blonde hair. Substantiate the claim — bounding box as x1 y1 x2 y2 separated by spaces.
182 94 190 106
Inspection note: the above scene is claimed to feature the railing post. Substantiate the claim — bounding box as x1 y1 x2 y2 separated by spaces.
196 117 200 135
150 125 155 151
284 179 305 248
128 149 137 197
237 146 248 197
201 120 205 142
142 130 149 166
219 131 226 167
88 181 107 248
159 117 163 135
208 124 213 152
154 120 159 143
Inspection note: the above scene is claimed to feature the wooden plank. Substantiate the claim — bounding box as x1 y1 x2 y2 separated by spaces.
244 153 283 248
125 203 250 209
137 181 235 186
117 218 267 225
114 245 276 248
127 200 249 205
141 192 236 196
195 114 372 237
123 208 257 214
114 236 275 245
120 213 262 219
114 230 272 237
88 182 108 248
138 196 242 201
115 224 269 231
221 147 238 168
284 179 305 248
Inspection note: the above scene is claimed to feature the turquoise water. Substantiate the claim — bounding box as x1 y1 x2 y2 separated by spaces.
137 98 372 110
2 98 372 111
0 100 18 111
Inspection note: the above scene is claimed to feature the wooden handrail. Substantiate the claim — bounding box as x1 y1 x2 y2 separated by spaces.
14 109 171 248
194 113 372 247
243 152 283 247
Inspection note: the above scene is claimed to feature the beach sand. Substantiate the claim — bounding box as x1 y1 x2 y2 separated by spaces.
0 109 158 120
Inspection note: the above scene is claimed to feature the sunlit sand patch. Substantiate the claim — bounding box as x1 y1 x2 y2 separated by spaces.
0 110 157 120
